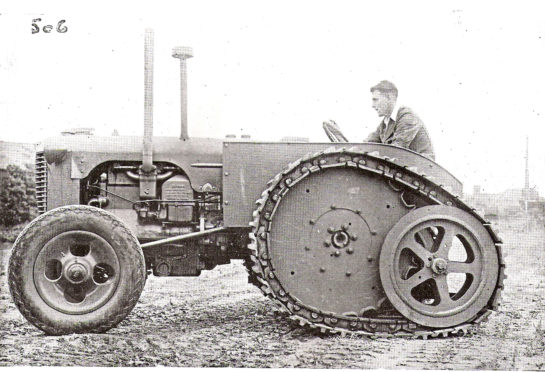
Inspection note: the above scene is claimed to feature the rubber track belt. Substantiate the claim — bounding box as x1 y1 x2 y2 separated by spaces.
246 147 506 339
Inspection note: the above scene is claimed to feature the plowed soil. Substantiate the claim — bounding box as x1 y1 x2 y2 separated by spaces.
1 216 544 368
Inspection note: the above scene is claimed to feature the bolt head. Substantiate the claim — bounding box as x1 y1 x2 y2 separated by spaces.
319 267 326 273
334 250 341 257
70 270 83 281
347 247 354 254
345 271 352 277
327 226 336 233
323 241 331 247
350 234 358 241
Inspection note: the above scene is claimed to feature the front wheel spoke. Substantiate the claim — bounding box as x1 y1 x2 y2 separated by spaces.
88 242 116 265
43 243 72 261
56 275 72 291
64 280 97 300
449 260 479 276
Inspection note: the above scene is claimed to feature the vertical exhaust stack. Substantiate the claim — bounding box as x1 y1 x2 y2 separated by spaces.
142 29 155 173
172 47 193 140
139 29 157 198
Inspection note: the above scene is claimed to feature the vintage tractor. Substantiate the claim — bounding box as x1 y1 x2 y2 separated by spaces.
8 31 505 338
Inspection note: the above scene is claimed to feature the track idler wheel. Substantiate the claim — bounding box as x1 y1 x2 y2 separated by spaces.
379 205 499 328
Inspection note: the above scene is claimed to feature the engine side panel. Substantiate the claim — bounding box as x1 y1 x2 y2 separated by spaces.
43 136 224 194
222 142 463 227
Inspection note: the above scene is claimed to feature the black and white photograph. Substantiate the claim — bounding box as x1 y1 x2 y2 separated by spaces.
1 0 544 368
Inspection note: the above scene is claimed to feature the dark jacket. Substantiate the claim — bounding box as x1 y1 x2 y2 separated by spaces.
366 106 435 160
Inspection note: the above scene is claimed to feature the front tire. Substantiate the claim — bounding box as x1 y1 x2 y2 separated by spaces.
8 205 146 335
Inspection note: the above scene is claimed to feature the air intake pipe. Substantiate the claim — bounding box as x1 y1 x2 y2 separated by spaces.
172 46 193 140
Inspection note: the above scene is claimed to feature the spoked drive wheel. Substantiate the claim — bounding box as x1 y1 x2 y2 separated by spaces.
8 205 146 335
379 205 499 328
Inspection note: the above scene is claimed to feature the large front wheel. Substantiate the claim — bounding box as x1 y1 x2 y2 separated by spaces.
8 205 146 335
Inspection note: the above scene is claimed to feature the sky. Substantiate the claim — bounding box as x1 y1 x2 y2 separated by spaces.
1 1 544 194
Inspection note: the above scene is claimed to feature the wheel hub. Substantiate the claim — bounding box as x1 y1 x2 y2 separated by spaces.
33 230 121 315
431 257 448 275
66 262 89 283
331 229 351 249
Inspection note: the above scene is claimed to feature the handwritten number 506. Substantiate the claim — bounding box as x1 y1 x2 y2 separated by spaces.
32 19 68 34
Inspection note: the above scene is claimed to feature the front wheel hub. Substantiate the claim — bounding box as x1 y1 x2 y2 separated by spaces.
33 230 121 315
66 262 88 283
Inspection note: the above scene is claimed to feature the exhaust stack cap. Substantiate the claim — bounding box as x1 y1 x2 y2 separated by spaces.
172 46 193 60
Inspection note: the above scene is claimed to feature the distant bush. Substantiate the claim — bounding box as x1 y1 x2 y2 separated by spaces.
0 164 37 227
0 222 28 243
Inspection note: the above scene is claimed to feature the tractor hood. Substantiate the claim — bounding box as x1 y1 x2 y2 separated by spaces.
42 135 225 192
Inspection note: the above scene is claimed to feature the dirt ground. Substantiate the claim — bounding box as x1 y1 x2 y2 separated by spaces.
1 215 544 368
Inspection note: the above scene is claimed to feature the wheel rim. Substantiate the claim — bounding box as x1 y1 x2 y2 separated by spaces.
33 230 121 315
379 206 499 328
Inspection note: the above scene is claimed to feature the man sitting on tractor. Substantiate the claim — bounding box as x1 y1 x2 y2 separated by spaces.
366 80 435 160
